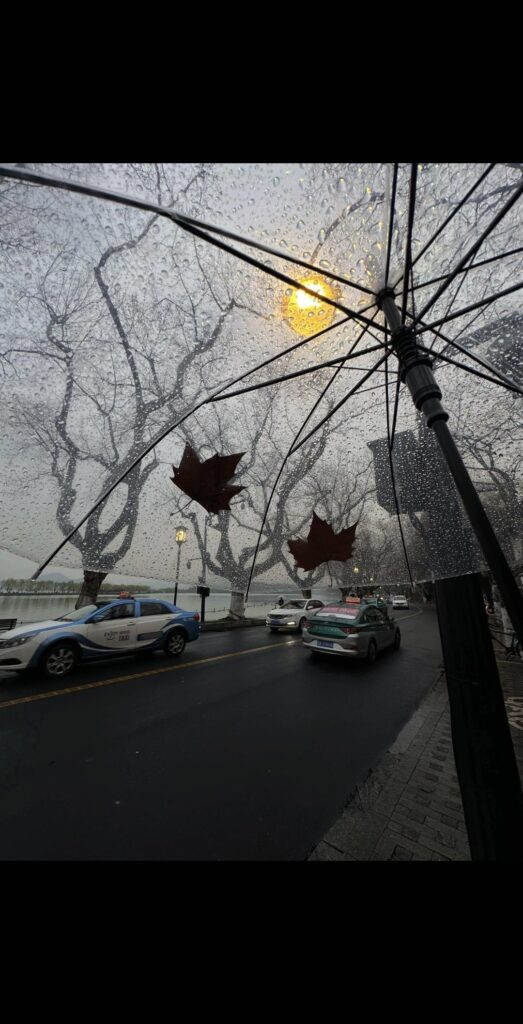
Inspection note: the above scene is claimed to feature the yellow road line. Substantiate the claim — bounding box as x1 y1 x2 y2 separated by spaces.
0 639 300 710
394 609 424 623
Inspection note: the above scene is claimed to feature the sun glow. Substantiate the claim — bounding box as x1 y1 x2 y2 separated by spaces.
282 275 338 337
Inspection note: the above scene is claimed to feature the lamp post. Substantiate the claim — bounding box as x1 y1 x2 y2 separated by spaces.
173 527 187 605
197 514 212 622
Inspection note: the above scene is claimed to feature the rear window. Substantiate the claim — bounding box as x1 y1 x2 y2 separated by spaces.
316 604 360 620
139 601 170 616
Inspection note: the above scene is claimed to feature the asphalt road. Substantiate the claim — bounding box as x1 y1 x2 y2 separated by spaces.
0 604 442 860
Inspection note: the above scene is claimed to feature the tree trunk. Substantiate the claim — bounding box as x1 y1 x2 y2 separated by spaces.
228 590 246 619
75 570 108 609
301 588 312 599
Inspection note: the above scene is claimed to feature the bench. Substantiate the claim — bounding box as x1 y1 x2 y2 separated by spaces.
0 618 17 631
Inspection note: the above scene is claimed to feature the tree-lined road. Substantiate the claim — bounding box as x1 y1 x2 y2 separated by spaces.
0 606 442 860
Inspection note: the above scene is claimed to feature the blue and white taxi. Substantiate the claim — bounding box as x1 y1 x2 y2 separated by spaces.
0 598 200 678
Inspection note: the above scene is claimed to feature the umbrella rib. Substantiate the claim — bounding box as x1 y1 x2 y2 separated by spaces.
174 212 375 296
211 343 388 402
425 288 497 355
410 175 523 328
289 352 390 457
0 164 378 309
173 215 385 333
415 343 523 397
398 244 523 295
384 329 414 586
400 164 418 323
243 315 381 602
423 242 484 353
414 278 523 334
384 163 399 287
425 249 522 354
407 313 523 394
391 163 496 291
389 374 403 453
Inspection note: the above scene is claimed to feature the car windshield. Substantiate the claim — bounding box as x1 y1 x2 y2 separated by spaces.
281 600 306 609
57 605 99 621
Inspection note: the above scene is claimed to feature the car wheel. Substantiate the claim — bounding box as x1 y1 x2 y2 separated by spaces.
42 642 77 678
164 628 186 657
367 639 377 664
393 628 401 650
298 617 306 633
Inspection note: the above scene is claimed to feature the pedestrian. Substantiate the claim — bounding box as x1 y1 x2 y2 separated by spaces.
277 596 284 606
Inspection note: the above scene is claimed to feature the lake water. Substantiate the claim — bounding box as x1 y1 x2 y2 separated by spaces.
0 591 295 626
0 588 342 627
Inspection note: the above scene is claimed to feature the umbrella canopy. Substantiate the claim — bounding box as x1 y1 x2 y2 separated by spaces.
0 163 521 613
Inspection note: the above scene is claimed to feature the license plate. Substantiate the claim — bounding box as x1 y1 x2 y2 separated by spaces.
318 640 333 648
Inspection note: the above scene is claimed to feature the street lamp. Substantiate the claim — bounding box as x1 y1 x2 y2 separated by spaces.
173 526 187 605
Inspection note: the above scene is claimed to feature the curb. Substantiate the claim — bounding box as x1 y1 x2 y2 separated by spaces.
200 618 266 632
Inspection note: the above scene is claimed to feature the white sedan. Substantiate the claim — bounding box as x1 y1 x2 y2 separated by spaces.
391 595 409 610
266 599 324 633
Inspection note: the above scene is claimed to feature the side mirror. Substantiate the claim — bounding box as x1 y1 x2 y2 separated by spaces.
89 612 105 623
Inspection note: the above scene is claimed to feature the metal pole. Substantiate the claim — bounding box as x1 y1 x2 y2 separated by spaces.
174 543 181 605
203 516 209 585
378 289 523 647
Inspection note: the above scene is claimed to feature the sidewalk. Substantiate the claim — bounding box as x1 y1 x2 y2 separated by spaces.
308 657 523 861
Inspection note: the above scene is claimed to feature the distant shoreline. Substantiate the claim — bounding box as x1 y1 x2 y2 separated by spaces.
0 590 293 598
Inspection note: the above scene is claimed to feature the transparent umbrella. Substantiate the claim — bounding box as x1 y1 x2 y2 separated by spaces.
0 161 521 626
1 163 522 857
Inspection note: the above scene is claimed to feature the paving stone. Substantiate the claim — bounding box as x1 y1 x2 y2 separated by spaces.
414 793 431 807
441 813 462 829
308 840 360 861
390 845 413 861
307 660 521 863
444 799 463 813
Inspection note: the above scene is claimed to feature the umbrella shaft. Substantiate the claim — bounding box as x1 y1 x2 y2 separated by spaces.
432 419 523 645
379 290 523 647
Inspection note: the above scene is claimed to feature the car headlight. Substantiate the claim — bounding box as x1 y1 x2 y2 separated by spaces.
0 635 31 648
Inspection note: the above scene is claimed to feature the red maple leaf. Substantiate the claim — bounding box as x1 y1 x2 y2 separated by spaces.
288 513 358 571
170 444 246 514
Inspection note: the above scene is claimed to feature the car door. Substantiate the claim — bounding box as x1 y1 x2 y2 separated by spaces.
374 607 394 648
135 600 173 648
86 601 138 652
364 606 387 649
358 608 376 647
